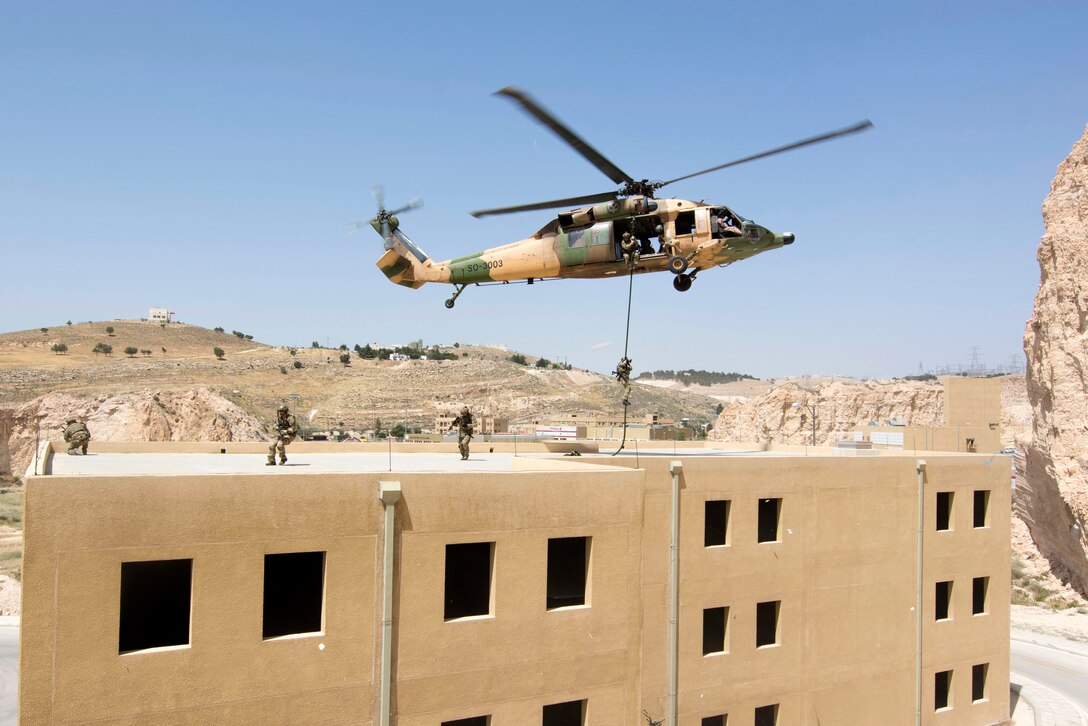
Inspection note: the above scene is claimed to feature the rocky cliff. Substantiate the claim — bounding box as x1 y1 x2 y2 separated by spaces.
1 388 265 479
709 379 944 446
1022 125 1088 599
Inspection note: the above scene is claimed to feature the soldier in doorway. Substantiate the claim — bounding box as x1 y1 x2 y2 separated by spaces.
62 418 90 456
267 405 298 466
449 406 474 460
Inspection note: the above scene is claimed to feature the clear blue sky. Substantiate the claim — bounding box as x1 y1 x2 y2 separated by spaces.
2 1 1085 379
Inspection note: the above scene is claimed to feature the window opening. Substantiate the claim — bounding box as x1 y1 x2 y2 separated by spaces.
674 210 696 236
971 663 988 702
445 542 493 620
972 576 988 615
934 670 953 710
756 600 780 647
710 208 742 239
442 717 489 726
702 606 728 655
547 536 589 609
935 580 953 621
701 716 727 726
542 699 585 726
119 558 192 653
936 491 954 531
754 704 779 726
263 551 325 638
973 490 990 528
758 498 781 543
705 500 730 547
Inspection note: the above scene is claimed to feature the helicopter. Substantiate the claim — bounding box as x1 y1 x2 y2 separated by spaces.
355 87 872 309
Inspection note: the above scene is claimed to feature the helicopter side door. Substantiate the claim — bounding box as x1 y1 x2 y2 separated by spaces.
556 221 616 267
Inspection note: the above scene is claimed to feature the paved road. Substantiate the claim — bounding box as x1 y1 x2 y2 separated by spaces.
1012 628 1088 724
0 626 17 725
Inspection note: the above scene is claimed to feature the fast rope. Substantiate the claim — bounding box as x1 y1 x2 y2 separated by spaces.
612 252 637 456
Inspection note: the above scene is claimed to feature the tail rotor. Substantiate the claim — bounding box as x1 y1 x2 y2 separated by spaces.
345 185 422 251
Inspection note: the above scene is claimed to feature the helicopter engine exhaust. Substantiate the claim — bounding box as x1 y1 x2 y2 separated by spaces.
559 196 658 227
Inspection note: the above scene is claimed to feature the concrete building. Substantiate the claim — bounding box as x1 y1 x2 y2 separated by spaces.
854 377 1003 453
435 413 508 435
515 413 694 442
20 441 1010 725
147 307 173 323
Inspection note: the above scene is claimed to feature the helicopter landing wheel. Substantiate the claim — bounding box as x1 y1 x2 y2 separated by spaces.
673 274 693 292
667 255 689 274
444 299 456 309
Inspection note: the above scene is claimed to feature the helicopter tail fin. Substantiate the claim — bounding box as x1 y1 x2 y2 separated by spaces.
376 228 433 289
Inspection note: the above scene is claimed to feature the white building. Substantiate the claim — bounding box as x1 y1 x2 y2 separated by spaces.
148 307 174 323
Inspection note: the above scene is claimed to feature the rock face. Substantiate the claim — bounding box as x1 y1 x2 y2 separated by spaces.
1 388 265 479
709 379 944 446
1022 125 1088 599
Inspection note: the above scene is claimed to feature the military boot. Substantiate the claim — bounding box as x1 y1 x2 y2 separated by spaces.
266 458 276 466
279 456 287 465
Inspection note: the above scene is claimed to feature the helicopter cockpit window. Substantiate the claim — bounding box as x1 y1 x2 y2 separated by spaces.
674 210 696 236
711 208 742 239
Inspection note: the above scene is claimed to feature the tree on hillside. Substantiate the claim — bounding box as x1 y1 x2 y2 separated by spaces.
509 353 528 365
339 353 351 366
66 320 72 326
161 347 167 355
213 347 225 360
40 327 48 333
535 357 551 368
311 341 320 348
339 344 348 351
92 343 113 356
715 403 724 415
105 326 114 336
124 347 138 357
141 349 152 357
213 327 225 333
51 343 67 355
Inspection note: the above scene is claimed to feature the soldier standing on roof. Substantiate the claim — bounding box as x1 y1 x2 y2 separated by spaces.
62 418 90 456
449 406 474 460
267 405 298 466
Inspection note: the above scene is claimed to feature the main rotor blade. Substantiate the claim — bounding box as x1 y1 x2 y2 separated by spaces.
471 191 618 219
496 87 634 186
659 120 874 188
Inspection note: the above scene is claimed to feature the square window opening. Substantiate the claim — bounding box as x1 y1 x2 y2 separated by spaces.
936 491 954 531
935 669 953 710
756 600 780 647
705 500 730 547
972 576 989 615
702 606 728 655
263 551 325 639
754 704 778 726
442 717 489 726
542 699 585 726
119 558 192 653
547 536 589 610
935 580 953 621
758 498 782 543
445 542 494 620
701 716 727 726
972 663 988 702
973 490 990 528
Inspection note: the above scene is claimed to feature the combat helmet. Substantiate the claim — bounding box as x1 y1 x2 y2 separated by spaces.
66 418 78 424
277 405 289 413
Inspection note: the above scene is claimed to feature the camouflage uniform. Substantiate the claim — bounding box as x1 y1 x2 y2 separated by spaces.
614 357 633 405
450 407 474 460
267 405 298 465
62 418 90 456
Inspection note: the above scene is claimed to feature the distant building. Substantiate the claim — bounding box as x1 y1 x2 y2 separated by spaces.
389 353 410 362
148 307 173 323
435 412 508 435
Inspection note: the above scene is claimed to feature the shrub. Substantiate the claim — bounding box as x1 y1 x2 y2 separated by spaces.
124 347 138 357
213 327 225 333
161 347 167 355
279 366 287 374
105 326 114 336
51 343 68 354
293 361 302 369
339 353 351 365
288 348 297 356
141 349 151 357
509 353 528 365
213 347 225 360
535 357 551 368
40 327 48 333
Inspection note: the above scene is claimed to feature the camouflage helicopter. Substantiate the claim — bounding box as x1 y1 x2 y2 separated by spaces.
356 87 871 309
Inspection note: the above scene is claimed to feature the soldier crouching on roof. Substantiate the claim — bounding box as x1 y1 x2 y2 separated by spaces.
449 406 474 460
267 405 298 466
62 418 90 455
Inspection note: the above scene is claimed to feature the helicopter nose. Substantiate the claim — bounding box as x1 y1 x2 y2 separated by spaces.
781 233 795 245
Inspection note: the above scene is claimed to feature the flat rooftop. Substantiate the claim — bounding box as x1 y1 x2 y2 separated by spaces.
42 446 796 477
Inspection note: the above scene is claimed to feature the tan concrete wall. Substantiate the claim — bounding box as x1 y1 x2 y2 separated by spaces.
21 451 1010 725
943 377 1002 428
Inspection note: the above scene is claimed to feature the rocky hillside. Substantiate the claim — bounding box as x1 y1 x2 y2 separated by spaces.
1022 125 1088 601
